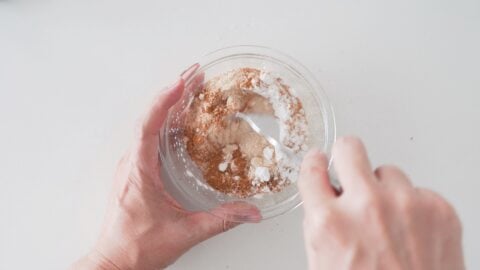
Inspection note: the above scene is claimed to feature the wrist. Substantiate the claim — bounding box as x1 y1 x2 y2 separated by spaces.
93 238 139 270
71 250 123 270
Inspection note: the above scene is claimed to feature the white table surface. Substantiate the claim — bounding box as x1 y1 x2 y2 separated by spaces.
1 0 479 269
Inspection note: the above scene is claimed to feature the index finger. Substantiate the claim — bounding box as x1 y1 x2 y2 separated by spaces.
298 150 336 212
332 137 376 194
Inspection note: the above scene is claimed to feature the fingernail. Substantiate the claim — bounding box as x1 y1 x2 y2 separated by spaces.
241 209 262 223
236 215 258 223
180 63 200 81
245 214 262 223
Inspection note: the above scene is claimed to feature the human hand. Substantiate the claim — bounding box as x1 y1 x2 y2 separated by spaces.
298 137 464 270
71 64 261 270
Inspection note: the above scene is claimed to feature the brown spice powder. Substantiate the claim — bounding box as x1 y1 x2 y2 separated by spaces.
183 89 257 197
182 68 307 198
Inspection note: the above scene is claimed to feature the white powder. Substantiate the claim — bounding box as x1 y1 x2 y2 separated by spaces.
215 71 241 91
218 144 239 172
257 72 290 122
261 186 271 192
254 166 271 182
218 162 228 172
263 146 274 161
252 71 309 186
254 72 307 149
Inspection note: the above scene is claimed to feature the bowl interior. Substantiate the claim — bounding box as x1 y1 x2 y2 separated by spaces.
159 46 335 222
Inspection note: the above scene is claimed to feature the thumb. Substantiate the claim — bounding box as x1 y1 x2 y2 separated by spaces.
187 202 262 242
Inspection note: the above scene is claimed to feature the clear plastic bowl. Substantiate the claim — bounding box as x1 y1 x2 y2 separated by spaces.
159 45 335 222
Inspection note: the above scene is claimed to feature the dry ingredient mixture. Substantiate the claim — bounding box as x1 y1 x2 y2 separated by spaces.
183 68 308 198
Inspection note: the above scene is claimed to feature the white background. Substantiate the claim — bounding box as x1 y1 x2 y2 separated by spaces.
1 0 479 269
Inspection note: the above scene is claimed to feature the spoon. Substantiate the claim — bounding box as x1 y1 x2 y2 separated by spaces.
229 112 301 163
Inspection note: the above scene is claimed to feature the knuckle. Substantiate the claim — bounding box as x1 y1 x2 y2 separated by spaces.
306 208 338 230
354 196 383 220
437 202 462 233
360 188 386 209
360 190 382 208
396 190 416 214
375 165 411 184
320 208 338 224
419 189 462 232
435 197 457 220
365 201 386 222
333 136 363 154
375 164 402 177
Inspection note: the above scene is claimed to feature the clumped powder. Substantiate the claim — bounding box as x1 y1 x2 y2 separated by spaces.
182 68 308 198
